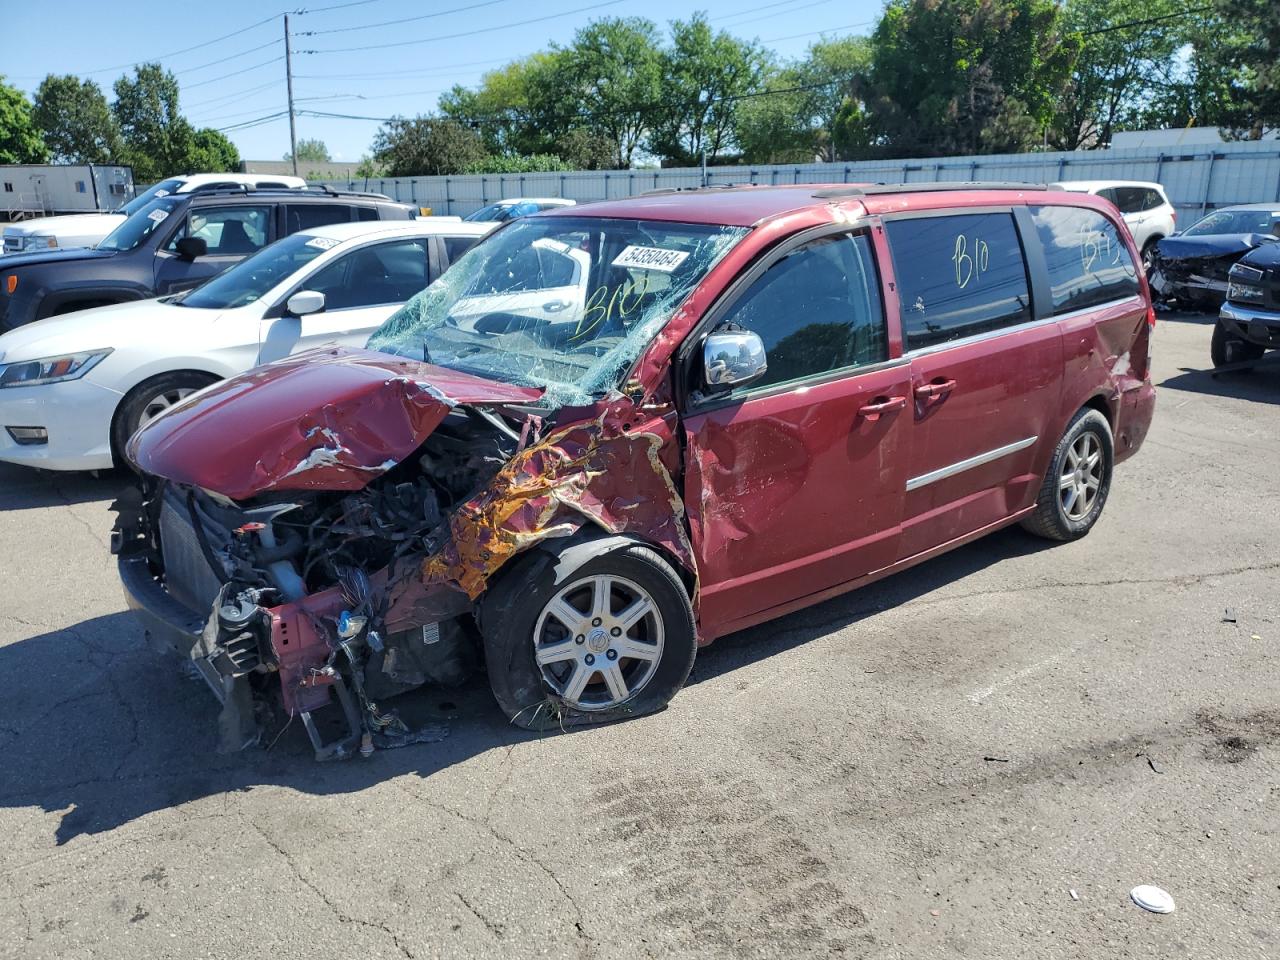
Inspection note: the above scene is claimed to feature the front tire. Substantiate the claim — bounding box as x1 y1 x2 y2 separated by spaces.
1210 320 1264 369
1022 408 1114 542
112 371 219 465
480 542 697 730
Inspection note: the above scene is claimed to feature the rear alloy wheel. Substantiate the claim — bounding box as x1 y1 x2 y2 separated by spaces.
112 371 219 464
480 542 696 729
1210 320 1265 369
1022 408 1114 542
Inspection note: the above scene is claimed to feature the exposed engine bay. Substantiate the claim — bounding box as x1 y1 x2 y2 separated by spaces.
114 407 519 760
1149 234 1280 307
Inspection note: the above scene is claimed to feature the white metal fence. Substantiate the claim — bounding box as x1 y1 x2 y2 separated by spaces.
314 140 1280 221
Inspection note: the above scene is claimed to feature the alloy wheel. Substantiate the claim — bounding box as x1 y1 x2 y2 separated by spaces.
532 574 665 711
1059 431 1103 521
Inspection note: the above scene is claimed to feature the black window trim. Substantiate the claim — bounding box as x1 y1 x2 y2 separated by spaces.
880 205 1045 357
676 218 899 413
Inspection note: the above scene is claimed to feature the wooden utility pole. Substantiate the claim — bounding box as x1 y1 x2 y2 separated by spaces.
284 14 299 176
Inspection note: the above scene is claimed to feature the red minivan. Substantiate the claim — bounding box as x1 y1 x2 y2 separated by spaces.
113 183 1156 757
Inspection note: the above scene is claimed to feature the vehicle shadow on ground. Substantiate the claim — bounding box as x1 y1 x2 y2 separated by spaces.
1160 361 1280 405
0 525 1054 846
0 462 130 511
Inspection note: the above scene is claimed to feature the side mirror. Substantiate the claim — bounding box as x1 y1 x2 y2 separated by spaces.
286 290 326 316
175 236 207 261
703 329 767 392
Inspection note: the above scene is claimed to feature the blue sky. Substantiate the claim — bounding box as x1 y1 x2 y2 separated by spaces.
6 0 883 167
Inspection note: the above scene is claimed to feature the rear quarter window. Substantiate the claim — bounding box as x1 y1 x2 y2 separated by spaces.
887 212 1032 351
1030 205 1139 314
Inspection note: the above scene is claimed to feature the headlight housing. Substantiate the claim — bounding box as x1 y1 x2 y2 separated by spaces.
0 349 112 387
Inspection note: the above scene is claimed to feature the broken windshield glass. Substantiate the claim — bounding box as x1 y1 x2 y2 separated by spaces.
366 216 747 407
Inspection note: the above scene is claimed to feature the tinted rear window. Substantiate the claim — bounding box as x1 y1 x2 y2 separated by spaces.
1030 205 1139 314
887 212 1032 351
286 203 352 233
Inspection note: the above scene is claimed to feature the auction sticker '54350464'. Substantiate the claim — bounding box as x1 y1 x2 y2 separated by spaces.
612 245 690 272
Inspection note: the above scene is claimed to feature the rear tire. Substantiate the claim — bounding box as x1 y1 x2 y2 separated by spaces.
479 542 697 730
1022 408 1114 542
1210 320 1264 369
112 371 219 465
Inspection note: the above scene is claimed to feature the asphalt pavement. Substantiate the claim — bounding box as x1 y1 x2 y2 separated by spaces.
0 310 1277 959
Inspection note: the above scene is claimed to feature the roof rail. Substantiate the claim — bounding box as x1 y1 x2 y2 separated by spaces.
813 181 1049 198
640 183 746 196
196 185 395 201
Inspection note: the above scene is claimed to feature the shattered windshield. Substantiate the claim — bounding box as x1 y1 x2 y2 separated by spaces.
1183 209 1280 237
367 216 747 407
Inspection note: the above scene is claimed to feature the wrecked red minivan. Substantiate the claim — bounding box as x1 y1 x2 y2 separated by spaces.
112 183 1157 758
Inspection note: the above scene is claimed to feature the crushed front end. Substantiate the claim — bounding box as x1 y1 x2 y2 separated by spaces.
112 396 520 759
110 347 697 759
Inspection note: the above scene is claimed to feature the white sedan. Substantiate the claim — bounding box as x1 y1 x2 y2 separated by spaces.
0 219 494 471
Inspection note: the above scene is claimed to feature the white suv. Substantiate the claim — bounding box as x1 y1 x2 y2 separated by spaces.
2 173 307 256
1050 180 1176 264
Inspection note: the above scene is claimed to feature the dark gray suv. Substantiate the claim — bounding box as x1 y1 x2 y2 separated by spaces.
0 187 414 331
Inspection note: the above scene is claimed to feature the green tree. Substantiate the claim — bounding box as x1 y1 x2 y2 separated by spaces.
0 77 48 165
355 154 384 179
440 56 554 157
32 74 121 163
647 15 769 165
112 64 196 181
189 128 240 172
371 116 489 176
1202 0 1280 138
738 37 872 163
284 137 330 163
461 153 572 174
1053 0 1187 149
861 0 1078 156
529 18 664 167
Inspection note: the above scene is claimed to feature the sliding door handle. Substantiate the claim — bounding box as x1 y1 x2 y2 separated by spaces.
914 378 956 400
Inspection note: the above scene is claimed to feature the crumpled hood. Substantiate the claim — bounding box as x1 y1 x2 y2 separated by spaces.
129 346 544 500
1155 233 1277 261
1237 240 1280 271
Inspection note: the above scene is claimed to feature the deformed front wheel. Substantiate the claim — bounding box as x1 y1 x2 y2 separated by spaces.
480 541 697 729
1022 408 1114 542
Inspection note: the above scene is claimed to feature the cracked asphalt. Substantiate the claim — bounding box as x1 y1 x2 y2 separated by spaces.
1 311 1277 959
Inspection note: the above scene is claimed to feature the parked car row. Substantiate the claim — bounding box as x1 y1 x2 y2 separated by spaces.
61 180 1154 759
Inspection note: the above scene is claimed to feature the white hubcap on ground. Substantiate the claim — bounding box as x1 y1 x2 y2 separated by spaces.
532 574 664 711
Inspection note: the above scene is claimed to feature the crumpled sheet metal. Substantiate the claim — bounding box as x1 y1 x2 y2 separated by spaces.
421 398 695 599
128 347 542 500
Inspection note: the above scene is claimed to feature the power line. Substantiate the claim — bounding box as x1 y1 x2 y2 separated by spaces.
717 0 837 28
296 0 387 13
182 56 285 91
70 13 285 77
173 38 282 76
1080 6 1215 36
300 0 515 36
185 79 282 111
216 110 291 133
758 21 875 43
709 0 817 20
300 0 625 54
292 56 512 80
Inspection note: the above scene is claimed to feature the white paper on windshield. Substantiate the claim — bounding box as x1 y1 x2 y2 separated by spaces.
305 237 341 250
154 190 170 197
612 245 690 273
147 209 169 223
